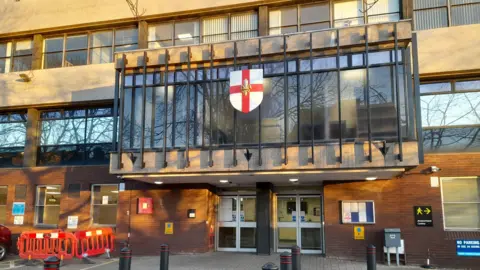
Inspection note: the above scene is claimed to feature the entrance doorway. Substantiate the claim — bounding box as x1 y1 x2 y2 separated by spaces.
276 195 323 254
217 196 256 252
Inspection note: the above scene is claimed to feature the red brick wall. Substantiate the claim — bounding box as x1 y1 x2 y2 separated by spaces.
115 181 215 255
324 153 480 269
0 166 119 234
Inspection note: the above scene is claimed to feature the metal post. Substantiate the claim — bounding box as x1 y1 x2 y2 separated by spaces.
185 47 191 167
117 54 127 169
162 50 169 168
139 51 148 168
412 33 424 164
393 23 403 162
232 42 238 167
291 245 301 270
160 244 169 270
367 245 376 270
262 262 279 270
335 29 343 163
258 38 263 167
283 35 288 165
209 44 214 167
112 69 120 151
365 25 373 162
309 32 314 164
280 252 292 270
44 256 61 270
119 246 132 270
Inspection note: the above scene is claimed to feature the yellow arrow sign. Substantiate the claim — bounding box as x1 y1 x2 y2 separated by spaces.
424 207 431 215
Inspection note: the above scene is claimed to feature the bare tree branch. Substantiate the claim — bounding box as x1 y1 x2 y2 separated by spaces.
125 0 146 21
359 0 381 14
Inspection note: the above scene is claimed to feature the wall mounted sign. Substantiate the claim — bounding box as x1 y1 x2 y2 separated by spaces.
13 215 24 225
12 202 25 216
456 240 480 256
229 69 264 113
67 216 78 229
188 209 196 219
414 206 433 227
341 201 375 224
165 222 173 235
354 226 365 240
138 198 153 214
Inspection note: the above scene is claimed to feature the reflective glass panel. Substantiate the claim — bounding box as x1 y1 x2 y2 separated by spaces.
421 92 480 127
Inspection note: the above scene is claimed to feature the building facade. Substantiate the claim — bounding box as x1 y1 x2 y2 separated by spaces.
0 0 478 268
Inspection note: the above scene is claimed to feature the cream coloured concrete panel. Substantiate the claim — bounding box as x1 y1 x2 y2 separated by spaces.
0 63 115 108
416 24 480 76
0 0 266 36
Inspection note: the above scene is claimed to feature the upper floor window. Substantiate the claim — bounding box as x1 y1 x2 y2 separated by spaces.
269 3 330 35
441 177 480 230
38 107 114 165
414 0 480 30
148 12 258 48
421 78 480 153
0 40 33 73
42 28 138 69
334 0 400 27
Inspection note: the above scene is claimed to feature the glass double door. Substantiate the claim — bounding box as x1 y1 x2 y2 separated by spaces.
277 196 323 254
217 196 256 252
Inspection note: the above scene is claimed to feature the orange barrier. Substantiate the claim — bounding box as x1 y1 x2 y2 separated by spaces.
17 231 77 261
75 228 115 259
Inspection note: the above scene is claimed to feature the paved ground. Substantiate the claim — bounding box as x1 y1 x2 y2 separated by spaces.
0 253 458 270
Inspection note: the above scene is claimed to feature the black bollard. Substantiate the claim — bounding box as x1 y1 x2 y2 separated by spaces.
367 244 376 270
44 256 61 270
262 262 279 270
291 245 301 270
280 251 292 270
119 246 132 270
160 244 169 270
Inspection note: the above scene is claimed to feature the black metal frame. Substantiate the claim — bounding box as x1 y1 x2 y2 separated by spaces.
113 27 415 167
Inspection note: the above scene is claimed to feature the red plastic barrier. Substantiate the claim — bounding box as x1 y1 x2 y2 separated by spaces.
75 228 114 259
17 231 76 261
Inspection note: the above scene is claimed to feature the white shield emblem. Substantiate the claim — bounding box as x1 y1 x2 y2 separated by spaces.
229 69 264 113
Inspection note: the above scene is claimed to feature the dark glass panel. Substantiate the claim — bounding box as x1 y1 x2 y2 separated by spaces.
64 109 86 118
41 111 62 119
174 85 187 147
132 88 144 148
0 122 26 147
264 62 284 75
236 107 259 145
194 84 205 146
10 113 27 122
287 75 299 143
144 87 153 148
37 145 85 166
44 52 63 69
420 82 451 94
122 88 133 148
44 37 63 53
153 87 165 148
0 147 24 167
12 55 32 72
65 50 87 66
115 28 138 46
86 144 111 164
88 108 112 116
213 81 234 145
66 35 87 50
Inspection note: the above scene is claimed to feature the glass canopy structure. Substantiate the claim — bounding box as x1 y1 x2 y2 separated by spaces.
110 20 422 174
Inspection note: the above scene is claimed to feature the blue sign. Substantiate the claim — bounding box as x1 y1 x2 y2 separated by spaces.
12 202 25 216
292 215 296 222
456 240 480 256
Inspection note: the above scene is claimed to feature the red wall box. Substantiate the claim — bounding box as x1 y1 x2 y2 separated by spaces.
138 197 153 214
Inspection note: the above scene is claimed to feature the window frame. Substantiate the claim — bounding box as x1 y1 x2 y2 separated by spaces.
37 106 114 166
0 39 33 73
42 27 138 69
90 184 119 227
333 0 401 27
440 176 480 231
413 0 480 30
34 184 62 227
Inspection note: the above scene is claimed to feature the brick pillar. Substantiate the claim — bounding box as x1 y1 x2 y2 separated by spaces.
31 34 43 70
258 6 269 37
23 108 40 167
138 20 148 49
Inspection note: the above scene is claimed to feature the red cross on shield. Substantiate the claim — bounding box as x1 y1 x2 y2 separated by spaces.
229 69 264 113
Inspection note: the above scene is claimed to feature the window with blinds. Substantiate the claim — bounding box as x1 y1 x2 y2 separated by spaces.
202 12 258 43
413 0 480 30
441 177 480 230
333 0 400 27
